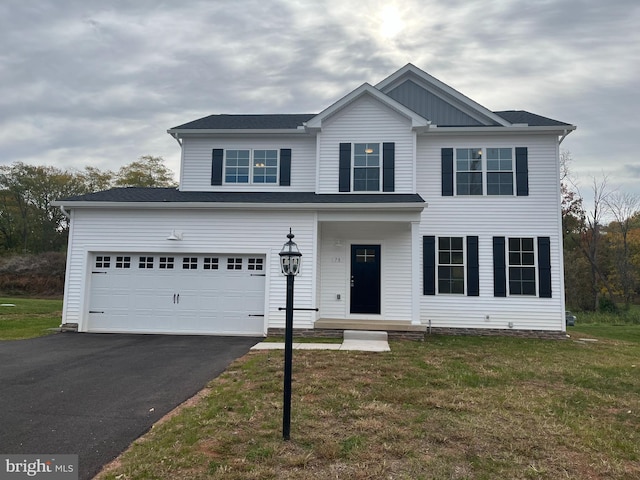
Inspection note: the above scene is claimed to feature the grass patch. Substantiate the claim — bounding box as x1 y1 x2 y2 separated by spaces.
97 326 640 480
569 305 640 325
0 297 62 340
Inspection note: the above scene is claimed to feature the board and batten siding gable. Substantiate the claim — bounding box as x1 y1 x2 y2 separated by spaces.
179 136 316 191
415 133 565 331
60 208 317 332
317 95 415 194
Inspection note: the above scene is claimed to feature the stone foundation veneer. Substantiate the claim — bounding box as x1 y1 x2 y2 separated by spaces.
267 327 567 341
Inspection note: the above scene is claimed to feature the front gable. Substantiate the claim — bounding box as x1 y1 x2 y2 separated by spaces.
304 83 429 132
316 93 417 194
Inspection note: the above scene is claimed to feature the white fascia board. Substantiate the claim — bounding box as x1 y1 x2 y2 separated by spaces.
167 128 309 137
376 64 511 127
423 125 576 136
304 83 429 130
52 201 426 212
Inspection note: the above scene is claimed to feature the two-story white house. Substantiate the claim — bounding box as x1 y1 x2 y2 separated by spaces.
55 64 575 337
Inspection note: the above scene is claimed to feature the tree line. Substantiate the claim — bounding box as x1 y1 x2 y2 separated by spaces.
562 152 640 311
0 156 176 253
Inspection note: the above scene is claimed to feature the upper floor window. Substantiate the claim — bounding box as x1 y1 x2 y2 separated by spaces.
339 142 394 193
442 147 526 197
353 143 380 191
456 148 483 195
252 150 278 183
486 148 514 195
213 148 291 187
224 149 278 184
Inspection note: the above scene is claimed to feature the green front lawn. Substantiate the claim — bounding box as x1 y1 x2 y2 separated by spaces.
97 326 640 480
0 297 62 340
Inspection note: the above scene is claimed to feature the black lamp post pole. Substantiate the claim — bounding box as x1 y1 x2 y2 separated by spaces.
282 271 295 440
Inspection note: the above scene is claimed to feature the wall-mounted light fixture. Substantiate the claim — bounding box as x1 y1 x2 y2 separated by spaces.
167 230 183 241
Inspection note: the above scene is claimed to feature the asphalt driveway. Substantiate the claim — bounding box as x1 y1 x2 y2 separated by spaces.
0 333 260 480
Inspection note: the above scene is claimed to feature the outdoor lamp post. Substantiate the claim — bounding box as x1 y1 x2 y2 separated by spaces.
279 228 302 440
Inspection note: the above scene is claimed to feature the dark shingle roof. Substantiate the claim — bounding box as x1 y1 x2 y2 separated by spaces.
169 111 570 130
60 188 425 205
494 110 572 127
170 114 316 130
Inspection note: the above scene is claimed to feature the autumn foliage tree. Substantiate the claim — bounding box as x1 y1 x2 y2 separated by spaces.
0 156 176 253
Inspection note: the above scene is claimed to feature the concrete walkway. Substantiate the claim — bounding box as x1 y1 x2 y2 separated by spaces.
251 330 391 352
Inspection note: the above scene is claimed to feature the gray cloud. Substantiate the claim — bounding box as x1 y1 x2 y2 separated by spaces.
0 0 638 200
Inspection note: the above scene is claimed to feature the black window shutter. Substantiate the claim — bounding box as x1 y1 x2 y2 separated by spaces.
211 149 224 185
383 142 395 192
493 237 507 297
339 143 351 192
423 236 436 295
441 148 454 196
538 236 552 298
467 236 479 296
515 147 529 196
279 148 291 186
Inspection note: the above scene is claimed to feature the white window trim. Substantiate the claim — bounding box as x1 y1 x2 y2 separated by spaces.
506 236 538 297
436 236 466 295
351 142 382 192
454 147 516 197
223 149 280 185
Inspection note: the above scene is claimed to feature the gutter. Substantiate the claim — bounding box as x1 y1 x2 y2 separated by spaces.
50 200 426 212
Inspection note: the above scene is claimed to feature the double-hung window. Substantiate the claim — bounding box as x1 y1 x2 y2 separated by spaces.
508 237 536 295
353 143 381 191
456 148 483 195
486 148 514 195
224 149 278 184
438 237 465 294
448 147 519 196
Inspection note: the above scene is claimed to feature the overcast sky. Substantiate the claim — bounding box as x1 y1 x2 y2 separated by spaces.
1 0 638 200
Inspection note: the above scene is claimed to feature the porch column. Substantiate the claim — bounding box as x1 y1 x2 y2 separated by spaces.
411 220 422 325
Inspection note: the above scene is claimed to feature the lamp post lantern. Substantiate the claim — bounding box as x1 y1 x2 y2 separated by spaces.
279 228 302 441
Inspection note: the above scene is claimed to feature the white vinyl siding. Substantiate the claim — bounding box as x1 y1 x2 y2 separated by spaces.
417 133 564 331
179 136 316 191
61 208 317 333
317 95 414 194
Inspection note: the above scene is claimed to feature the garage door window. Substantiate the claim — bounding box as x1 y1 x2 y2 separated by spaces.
227 258 242 270
182 257 198 269
96 256 111 268
116 256 131 268
248 258 263 271
159 257 175 269
139 256 154 269
203 257 219 270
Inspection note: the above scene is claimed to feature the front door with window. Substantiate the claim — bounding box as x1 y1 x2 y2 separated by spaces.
350 245 381 314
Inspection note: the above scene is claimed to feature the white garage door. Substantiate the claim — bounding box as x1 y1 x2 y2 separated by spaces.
88 253 266 335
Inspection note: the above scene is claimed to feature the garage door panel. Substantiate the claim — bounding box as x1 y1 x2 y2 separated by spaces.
88 253 266 335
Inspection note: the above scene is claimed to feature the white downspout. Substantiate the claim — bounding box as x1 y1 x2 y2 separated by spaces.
60 205 70 219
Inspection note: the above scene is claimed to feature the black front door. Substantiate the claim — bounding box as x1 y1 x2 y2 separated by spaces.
350 245 381 314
